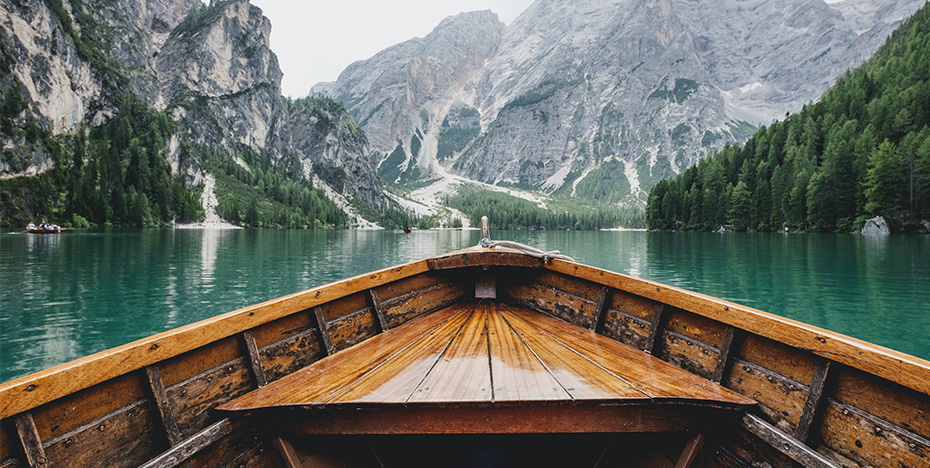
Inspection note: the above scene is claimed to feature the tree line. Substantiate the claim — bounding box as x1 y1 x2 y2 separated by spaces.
647 3 930 233
446 187 624 230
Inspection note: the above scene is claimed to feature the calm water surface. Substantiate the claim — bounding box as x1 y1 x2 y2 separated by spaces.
1 228 928 382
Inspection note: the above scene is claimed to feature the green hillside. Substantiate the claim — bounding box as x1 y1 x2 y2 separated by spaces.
647 2 930 233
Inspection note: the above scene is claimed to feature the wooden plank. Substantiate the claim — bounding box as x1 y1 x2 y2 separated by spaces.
276 405 713 435
368 289 389 332
138 418 239 468
725 358 807 430
713 327 737 384
818 399 930 468
486 304 569 401
741 413 839 468
674 433 704 468
831 365 930 440
327 305 474 404
0 259 431 418
644 304 666 354
14 414 45 468
497 307 644 400
217 306 467 411
544 258 930 397
328 307 379 352
506 282 599 329
592 286 611 332
273 437 301 468
408 306 492 403
241 331 267 388
795 360 830 442
313 307 335 356
504 306 756 408
145 366 183 446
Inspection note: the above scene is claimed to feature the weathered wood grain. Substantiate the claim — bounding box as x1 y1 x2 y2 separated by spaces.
144 366 183 446
13 414 45 468
741 413 839 468
259 330 323 383
725 359 807 432
831 365 930 440
712 327 737 384
368 289 389 332
543 257 930 397
313 307 335 356
137 419 239 468
818 399 930 468
165 358 252 439
657 329 719 380
327 307 378 352
795 359 830 443
507 282 599 329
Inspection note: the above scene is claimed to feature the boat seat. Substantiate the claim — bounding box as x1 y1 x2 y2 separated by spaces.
218 301 756 434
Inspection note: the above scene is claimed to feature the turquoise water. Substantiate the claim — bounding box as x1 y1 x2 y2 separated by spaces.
1 228 928 382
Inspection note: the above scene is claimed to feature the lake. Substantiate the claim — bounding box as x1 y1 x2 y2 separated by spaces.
1 228 928 382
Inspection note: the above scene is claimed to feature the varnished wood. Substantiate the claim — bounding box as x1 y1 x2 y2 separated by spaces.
14 413 46 468
367 289 390 332
741 413 839 468
713 326 737 383
242 331 267 388
673 433 704 468
544 257 930 396
0 259 430 417
795 360 830 442
275 405 722 435
273 437 302 468
145 366 183 446
487 304 568 401
497 306 645 400
217 306 468 411
408 305 492 402
313 307 335 356
503 306 755 407
328 305 474 404
138 418 239 468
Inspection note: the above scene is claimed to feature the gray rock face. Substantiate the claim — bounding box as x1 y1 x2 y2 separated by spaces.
318 0 923 205
861 216 890 236
1 0 383 212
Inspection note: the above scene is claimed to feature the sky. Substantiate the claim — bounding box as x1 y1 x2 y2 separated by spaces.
249 0 536 98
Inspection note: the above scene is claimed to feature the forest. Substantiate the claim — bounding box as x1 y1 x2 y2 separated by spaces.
647 3 930 233
446 186 624 230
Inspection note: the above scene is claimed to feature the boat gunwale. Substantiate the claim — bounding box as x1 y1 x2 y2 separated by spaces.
0 259 432 418
3 248 930 420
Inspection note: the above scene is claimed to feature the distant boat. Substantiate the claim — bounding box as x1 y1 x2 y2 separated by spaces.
0 218 927 468
26 227 68 234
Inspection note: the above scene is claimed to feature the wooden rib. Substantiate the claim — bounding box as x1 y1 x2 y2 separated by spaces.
138 418 239 468
326 304 475 404
542 256 930 396
313 307 335 356
741 413 839 468
408 305 492 403
368 289 390 332
144 366 183 446
795 360 831 443
674 433 704 468
712 326 737 383
644 304 666 354
273 437 302 468
0 259 430 418
242 330 267 387
592 286 611 332
497 306 645 400
14 413 46 468
218 306 466 411
487 304 569 401
504 305 756 407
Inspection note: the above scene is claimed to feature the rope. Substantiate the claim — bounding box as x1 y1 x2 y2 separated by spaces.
481 239 575 264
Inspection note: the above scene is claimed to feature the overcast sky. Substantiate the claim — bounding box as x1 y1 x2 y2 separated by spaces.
249 0 845 98
250 0 536 98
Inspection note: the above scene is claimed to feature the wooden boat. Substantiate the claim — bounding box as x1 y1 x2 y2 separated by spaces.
25 228 65 234
1 223 928 468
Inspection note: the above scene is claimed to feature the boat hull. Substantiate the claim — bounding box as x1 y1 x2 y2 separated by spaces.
1 248 927 468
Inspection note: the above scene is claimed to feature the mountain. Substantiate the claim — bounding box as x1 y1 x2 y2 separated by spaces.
647 1 930 232
1 0 384 228
315 0 924 209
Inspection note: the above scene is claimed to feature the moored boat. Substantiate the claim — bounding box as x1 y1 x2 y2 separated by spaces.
24 228 64 234
1 222 928 468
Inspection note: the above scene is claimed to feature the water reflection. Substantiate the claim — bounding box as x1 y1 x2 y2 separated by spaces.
1 229 928 383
